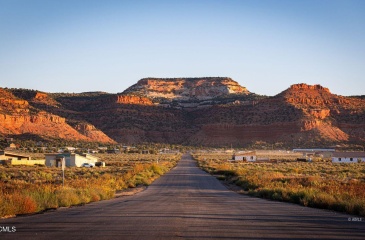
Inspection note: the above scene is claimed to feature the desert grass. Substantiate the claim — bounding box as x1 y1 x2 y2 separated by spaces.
194 153 365 216
0 153 180 218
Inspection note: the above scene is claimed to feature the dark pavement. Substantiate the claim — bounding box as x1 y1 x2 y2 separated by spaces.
1 154 364 239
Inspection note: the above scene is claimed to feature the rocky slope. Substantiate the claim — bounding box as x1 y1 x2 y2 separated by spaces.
190 83 365 146
0 88 115 143
2 79 365 147
281 84 365 143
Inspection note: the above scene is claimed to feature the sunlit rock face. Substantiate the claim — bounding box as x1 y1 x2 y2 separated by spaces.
123 77 250 101
1 80 365 147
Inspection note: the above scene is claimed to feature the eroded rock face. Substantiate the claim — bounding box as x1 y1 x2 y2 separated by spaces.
34 92 48 100
123 77 250 100
114 95 153 105
74 123 116 143
308 109 331 119
290 83 331 92
186 83 365 146
0 88 115 143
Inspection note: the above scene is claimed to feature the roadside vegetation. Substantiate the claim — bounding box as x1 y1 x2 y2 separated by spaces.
193 153 365 217
0 153 180 218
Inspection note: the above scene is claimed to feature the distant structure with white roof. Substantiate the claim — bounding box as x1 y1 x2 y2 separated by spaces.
332 152 365 163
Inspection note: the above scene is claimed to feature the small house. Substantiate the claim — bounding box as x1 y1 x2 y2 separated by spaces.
293 148 335 158
0 151 31 160
64 146 76 152
232 151 256 162
8 143 17 149
0 151 44 166
332 152 365 163
107 149 121 154
45 153 100 167
159 148 170 153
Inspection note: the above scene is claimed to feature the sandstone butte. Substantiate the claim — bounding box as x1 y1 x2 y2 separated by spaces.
1 78 364 147
123 77 250 100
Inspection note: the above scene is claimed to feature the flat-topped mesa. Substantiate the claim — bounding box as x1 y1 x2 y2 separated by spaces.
290 83 331 93
123 77 250 100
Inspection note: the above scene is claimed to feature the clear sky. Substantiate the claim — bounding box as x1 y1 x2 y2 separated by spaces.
0 0 364 96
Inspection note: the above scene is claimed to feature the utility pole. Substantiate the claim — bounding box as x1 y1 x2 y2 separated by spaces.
61 157 65 187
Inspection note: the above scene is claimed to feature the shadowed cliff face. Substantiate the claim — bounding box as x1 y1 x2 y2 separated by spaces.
2 80 365 147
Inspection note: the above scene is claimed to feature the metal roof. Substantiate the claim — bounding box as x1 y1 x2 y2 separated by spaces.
1 151 31 159
293 148 335 152
332 152 365 158
234 151 256 156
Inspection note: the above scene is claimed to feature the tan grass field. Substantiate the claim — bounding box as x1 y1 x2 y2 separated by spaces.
0 153 180 218
193 152 365 216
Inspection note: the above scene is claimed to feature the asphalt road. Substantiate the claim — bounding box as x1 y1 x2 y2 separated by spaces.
1 154 364 240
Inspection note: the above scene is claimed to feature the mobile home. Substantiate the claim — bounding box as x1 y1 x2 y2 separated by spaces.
232 151 256 162
332 152 365 163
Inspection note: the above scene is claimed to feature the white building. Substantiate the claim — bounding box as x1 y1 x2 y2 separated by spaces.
45 153 99 167
332 152 365 163
233 151 256 162
293 148 335 158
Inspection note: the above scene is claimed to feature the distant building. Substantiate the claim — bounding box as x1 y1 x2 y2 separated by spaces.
107 149 121 154
0 151 31 160
88 149 99 154
64 147 76 152
8 143 17 149
159 148 170 153
45 153 100 167
293 148 335 158
0 151 44 166
159 148 179 154
232 151 256 162
332 152 365 163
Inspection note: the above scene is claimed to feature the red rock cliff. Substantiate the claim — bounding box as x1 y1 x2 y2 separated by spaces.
114 95 153 105
123 77 250 100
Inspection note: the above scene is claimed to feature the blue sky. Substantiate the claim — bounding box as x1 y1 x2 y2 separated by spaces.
0 0 364 96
